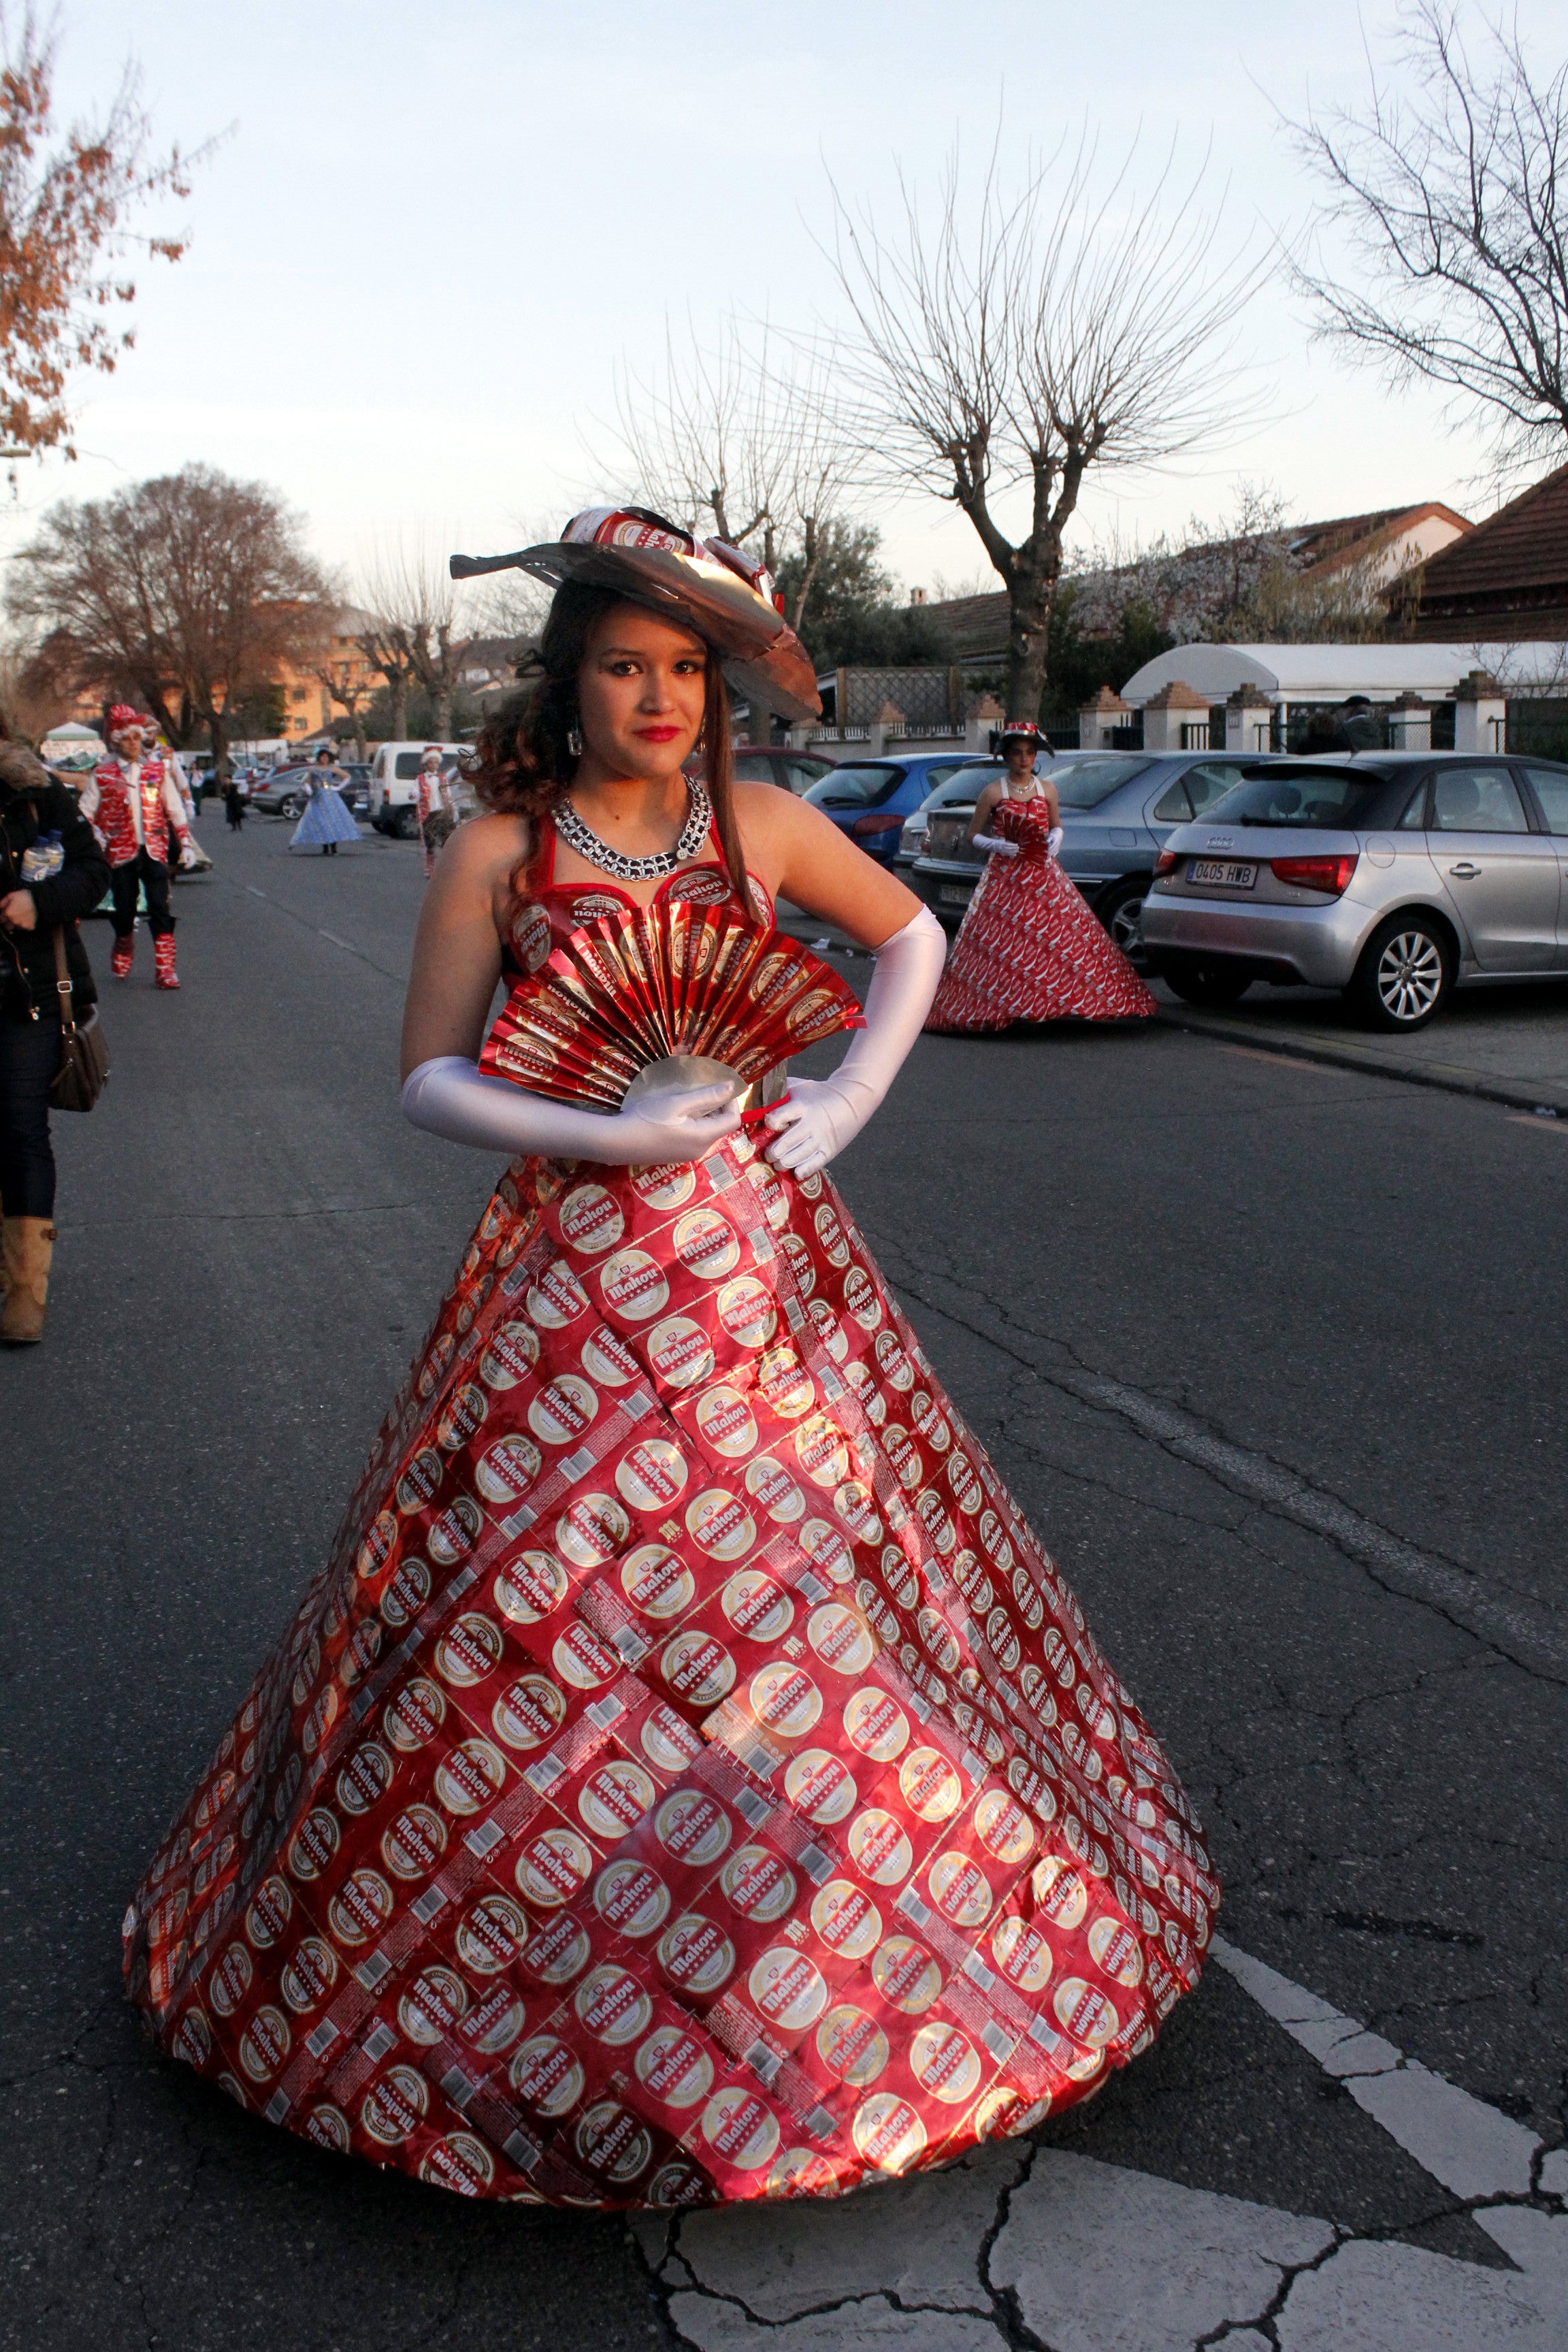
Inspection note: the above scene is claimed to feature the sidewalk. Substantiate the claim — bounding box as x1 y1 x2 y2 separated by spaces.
1154 974 1568 1115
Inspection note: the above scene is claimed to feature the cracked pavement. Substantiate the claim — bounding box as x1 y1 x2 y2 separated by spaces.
4 826 1565 2347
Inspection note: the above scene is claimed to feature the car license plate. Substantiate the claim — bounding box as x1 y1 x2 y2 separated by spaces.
1189 859 1256 888
939 883 972 905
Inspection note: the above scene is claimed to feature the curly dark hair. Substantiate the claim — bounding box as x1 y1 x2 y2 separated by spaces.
471 581 753 919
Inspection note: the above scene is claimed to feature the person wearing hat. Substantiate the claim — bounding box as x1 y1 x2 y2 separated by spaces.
926 716 1157 1028
288 745 359 855
414 743 448 876
125 507 1215 2208
79 704 196 988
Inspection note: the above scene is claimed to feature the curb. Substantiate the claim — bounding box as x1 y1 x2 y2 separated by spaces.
1158 1007 1568 1117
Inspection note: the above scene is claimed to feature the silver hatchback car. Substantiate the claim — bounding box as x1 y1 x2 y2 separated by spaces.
1141 753 1568 1030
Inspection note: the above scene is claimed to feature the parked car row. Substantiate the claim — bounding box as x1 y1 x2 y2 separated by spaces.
902 749 1265 960
803 753 1007 864
1143 752 1568 1029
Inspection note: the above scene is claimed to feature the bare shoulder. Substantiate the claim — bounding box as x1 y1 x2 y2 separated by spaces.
436 810 528 887
732 777 798 838
733 777 839 847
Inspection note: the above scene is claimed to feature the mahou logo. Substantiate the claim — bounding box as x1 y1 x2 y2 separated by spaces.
783 1748 858 1825
910 2021 981 2105
656 1912 737 1997
621 1543 695 1620
808 1880 881 1960
634 2025 715 2110
721 1569 794 1644
720 1845 798 1925
559 1183 625 1257
655 1790 732 1868
815 2004 889 2087
746 1948 826 2032
852 2091 928 2174
700 2085 781 2172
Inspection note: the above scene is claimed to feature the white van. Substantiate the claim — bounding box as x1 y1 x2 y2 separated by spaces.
368 741 468 836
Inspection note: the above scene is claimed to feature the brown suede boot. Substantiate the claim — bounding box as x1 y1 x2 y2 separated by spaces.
1 1217 54 1343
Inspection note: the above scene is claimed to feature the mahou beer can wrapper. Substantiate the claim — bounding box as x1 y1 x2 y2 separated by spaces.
125 857 1214 2209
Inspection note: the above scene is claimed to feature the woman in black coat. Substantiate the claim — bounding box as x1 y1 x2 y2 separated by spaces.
0 738 110 1343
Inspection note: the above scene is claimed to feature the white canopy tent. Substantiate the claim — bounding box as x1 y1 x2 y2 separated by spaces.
1120 642 1568 707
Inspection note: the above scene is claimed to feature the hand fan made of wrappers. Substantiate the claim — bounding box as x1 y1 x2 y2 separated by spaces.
479 894 865 1117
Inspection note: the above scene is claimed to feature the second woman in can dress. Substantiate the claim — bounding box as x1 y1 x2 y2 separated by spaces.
124 513 1217 2211
926 722 1156 1031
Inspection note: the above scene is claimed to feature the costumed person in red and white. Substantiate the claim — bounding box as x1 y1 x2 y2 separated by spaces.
416 744 448 877
926 719 1156 1030
80 704 197 990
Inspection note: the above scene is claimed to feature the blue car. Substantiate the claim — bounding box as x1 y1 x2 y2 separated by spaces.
802 752 996 867
909 747 1281 962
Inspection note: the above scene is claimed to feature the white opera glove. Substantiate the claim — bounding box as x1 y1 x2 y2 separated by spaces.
1046 826 1064 860
401 1056 741 1166
764 907 946 1180
178 840 199 870
971 832 1019 859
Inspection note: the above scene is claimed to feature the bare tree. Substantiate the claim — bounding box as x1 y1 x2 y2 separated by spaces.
314 610 376 759
7 463 331 766
605 316 858 739
359 539 470 739
1288 3 1568 485
608 315 857 629
822 130 1265 717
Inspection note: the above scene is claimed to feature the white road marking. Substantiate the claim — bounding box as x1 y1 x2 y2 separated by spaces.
1211 1936 1542 2198
645 1944 1568 2351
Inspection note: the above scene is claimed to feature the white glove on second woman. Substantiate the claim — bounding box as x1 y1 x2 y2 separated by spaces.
400 1057 741 1164
762 907 946 1181
971 832 1019 859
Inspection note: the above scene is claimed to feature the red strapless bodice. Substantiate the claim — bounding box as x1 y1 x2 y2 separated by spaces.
993 796 1054 863
502 821 775 985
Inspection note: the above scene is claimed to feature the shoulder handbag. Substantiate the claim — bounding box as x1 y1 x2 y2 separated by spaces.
48 925 109 1113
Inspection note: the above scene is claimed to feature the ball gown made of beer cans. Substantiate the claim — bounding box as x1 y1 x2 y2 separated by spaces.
925 794 1158 1032
124 847 1216 2211
291 783 361 849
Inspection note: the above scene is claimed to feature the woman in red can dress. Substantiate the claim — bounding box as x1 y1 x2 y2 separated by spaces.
926 721 1156 1032
124 510 1217 2211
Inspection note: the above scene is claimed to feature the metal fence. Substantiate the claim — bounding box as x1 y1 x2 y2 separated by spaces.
1506 698 1568 762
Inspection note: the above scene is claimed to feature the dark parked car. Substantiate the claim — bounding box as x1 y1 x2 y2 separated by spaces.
803 753 995 868
909 748 1280 962
248 766 315 818
732 749 838 794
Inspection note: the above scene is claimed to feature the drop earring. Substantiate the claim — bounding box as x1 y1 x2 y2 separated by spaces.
567 722 583 759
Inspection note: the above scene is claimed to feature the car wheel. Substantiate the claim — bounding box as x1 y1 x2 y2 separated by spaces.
279 795 303 819
1350 913 1452 1032
1098 878 1149 966
393 808 416 840
1162 960 1253 1008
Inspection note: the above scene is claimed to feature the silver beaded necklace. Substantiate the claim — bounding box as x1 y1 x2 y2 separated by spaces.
554 779 713 883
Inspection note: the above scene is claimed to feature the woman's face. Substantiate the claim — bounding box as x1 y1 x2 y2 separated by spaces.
576 604 708 784
1004 740 1035 781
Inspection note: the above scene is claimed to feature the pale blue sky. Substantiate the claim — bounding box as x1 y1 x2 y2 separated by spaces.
7 0 1557 602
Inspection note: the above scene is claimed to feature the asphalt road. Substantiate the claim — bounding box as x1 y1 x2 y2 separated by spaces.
4 813 1565 2350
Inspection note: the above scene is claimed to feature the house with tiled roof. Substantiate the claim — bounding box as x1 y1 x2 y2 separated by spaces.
923 500 1472 667
1400 466 1568 640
